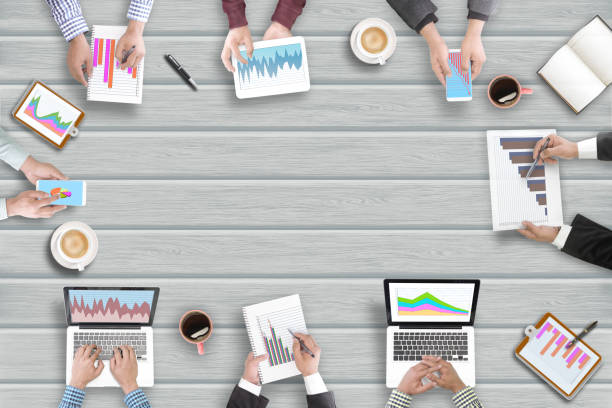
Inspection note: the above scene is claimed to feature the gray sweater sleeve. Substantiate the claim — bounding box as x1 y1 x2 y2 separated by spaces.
467 0 500 21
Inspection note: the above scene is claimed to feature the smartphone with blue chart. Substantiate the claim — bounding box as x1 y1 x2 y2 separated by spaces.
36 180 87 206
446 49 472 101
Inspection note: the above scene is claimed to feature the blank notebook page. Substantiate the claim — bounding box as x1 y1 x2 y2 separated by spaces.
568 17 612 85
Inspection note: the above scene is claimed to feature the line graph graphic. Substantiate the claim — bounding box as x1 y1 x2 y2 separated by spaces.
397 292 469 316
236 44 305 90
447 51 471 98
69 290 154 323
24 95 74 137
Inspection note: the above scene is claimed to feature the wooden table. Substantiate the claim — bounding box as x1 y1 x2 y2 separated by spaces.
1 1 611 406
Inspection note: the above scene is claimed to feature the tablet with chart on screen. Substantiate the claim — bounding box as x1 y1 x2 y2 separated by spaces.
232 37 310 99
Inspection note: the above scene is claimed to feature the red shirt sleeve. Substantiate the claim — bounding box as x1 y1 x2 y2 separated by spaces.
271 0 306 29
222 0 248 29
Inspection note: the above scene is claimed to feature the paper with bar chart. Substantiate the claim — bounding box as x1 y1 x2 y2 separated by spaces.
243 294 308 383
487 129 563 230
519 316 600 394
232 37 310 99
388 282 475 323
13 82 82 146
87 26 144 104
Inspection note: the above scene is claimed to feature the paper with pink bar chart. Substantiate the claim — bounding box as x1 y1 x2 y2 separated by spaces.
87 25 144 104
518 316 598 393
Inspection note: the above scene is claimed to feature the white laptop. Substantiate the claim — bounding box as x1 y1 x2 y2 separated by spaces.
64 287 160 387
384 279 480 388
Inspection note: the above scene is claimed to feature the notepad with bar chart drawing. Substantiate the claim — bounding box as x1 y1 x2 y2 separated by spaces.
242 294 308 384
487 129 563 230
87 26 144 104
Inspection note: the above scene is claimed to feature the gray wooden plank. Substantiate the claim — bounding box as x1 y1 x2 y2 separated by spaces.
1 328 611 382
0 130 609 180
2 84 610 130
0 36 575 85
1 278 611 327
0 230 608 278
1 0 609 35
2 383 612 408
0 180 611 228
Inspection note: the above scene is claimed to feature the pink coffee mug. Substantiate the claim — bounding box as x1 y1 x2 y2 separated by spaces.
179 310 213 355
487 75 533 108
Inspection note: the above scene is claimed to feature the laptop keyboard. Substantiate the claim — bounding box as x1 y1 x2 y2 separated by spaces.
394 331 468 362
73 331 147 360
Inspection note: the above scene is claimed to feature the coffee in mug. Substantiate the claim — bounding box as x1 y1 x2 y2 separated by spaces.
179 310 213 355
61 229 89 259
487 75 533 108
360 26 388 54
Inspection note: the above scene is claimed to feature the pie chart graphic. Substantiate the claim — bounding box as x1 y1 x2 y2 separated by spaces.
50 187 72 198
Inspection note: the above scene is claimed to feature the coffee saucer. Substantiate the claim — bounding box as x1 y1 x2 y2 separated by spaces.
50 221 98 271
350 18 397 64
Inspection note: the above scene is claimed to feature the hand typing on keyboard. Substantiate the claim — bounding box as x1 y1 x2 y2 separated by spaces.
422 356 467 393
73 331 148 360
69 345 105 389
396 361 441 395
110 346 140 395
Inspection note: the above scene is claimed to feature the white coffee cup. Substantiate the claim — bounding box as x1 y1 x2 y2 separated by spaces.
352 18 397 65
51 222 98 271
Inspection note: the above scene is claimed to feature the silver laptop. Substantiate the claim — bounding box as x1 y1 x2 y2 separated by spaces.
384 279 480 388
64 287 160 387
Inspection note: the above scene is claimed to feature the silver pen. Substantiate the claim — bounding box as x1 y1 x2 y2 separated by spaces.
526 137 550 178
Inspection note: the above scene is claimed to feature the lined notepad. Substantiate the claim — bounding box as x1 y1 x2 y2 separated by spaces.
243 295 308 384
87 26 144 104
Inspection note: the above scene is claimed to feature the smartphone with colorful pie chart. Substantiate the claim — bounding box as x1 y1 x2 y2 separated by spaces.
36 180 86 206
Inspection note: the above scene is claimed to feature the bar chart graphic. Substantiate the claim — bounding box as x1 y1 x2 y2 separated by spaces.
259 320 295 366
519 317 598 392
256 303 306 369
487 130 563 230
88 26 143 104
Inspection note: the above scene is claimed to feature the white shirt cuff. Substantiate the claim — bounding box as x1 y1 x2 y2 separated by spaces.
238 378 261 396
0 198 8 220
577 138 598 159
304 372 328 395
552 225 572 250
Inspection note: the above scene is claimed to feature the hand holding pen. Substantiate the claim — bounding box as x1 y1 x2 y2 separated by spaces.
289 330 321 376
532 133 580 165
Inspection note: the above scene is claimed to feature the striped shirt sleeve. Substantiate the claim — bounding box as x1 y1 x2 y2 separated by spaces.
385 389 412 408
451 386 483 408
124 389 152 408
45 0 89 41
127 0 155 22
58 386 86 408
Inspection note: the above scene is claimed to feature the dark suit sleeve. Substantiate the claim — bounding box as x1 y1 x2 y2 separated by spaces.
386 0 439 33
596 132 612 161
306 391 336 408
562 214 612 270
226 385 269 408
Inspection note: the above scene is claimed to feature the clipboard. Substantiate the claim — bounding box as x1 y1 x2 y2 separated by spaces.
515 313 602 399
12 81 84 149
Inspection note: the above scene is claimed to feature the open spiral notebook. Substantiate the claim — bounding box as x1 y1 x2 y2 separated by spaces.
243 294 308 384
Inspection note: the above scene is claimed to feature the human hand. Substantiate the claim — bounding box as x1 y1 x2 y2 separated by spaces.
116 20 146 70
241 352 268 385
69 345 104 389
422 356 466 393
518 221 560 243
461 20 486 80
221 26 253 72
110 346 139 395
397 362 439 395
292 333 321 376
6 191 66 218
263 22 292 41
420 23 451 86
533 134 578 164
20 156 67 185
67 34 92 87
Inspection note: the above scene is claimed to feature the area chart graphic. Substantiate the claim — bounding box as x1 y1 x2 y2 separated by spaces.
24 95 73 137
397 292 469 316
237 44 304 90
69 290 153 323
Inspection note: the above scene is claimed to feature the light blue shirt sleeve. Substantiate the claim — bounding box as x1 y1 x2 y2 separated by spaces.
0 127 29 220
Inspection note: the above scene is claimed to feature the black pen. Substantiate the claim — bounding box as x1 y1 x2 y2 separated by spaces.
526 137 550 178
288 329 315 358
122 45 136 64
566 321 598 349
165 54 198 90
